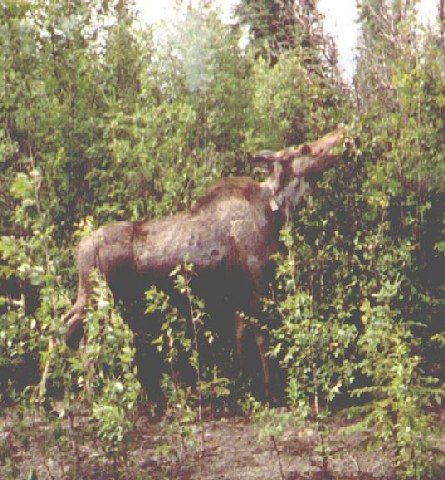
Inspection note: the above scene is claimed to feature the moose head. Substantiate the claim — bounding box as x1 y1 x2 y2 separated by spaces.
258 128 344 211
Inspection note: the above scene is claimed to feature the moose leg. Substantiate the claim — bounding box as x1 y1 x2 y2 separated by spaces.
238 293 271 400
253 327 270 399
133 330 164 401
64 235 97 348
248 284 273 400
64 222 135 349
64 300 87 349
235 311 245 359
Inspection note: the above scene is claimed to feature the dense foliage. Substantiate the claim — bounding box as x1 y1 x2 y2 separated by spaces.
1 0 444 478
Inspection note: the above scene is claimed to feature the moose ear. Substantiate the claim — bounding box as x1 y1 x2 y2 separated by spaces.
299 144 312 156
252 150 288 163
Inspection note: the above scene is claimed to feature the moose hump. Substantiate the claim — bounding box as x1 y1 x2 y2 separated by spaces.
191 177 263 211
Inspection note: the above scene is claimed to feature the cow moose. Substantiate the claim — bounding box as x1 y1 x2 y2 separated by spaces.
64 129 344 398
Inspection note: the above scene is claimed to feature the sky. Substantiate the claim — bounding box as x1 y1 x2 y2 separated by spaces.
135 0 439 79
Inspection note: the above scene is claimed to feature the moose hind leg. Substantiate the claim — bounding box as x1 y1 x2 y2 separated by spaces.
64 301 86 349
64 234 99 348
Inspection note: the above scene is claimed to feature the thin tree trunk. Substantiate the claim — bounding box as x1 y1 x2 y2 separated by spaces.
440 0 445 41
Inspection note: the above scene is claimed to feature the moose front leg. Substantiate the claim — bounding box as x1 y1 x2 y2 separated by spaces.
235 311 245 360
253 325 270 400
234 308 270 400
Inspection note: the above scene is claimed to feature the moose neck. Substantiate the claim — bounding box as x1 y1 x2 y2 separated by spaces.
261 163 311 217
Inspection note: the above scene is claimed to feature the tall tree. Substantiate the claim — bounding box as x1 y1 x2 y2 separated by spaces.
236 0 346 151
354 0 418 111
236 0 297 64
236 0 338 69
440 0 445 39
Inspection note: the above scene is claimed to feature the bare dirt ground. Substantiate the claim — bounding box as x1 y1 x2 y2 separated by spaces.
1 405 444 480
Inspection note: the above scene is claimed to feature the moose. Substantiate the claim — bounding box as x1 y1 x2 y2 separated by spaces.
64 129 344 398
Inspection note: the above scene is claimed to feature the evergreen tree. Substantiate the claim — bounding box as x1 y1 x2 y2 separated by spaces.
354 0 417 111
237 0 338 70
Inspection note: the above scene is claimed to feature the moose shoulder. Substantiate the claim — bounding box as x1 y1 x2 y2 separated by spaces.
64 129 344 398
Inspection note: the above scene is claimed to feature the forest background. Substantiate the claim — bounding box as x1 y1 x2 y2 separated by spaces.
1 0 445 479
